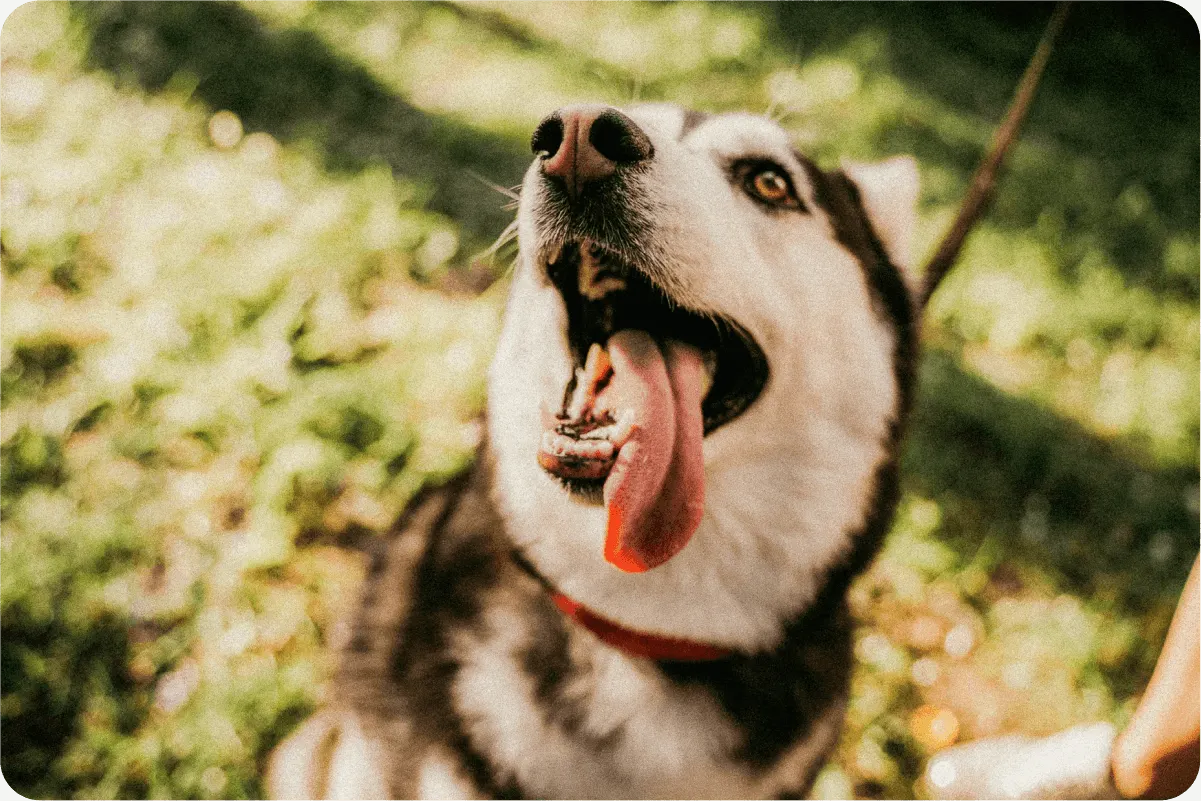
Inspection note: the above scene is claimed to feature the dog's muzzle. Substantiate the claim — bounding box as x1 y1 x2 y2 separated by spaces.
523 105 769 574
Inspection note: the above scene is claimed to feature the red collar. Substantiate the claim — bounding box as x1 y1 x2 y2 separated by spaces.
550 591 734 662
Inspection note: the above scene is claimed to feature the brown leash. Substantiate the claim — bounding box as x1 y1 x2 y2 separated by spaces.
919 1 1072 308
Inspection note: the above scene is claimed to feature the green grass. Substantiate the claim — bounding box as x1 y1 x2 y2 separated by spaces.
2 3 1197 798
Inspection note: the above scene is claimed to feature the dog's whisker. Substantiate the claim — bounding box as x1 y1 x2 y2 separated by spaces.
467 169 522 201
477 218 520 265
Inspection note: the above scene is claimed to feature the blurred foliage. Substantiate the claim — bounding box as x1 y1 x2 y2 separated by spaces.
1 2 1196 799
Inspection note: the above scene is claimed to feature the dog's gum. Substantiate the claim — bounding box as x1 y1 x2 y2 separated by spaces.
541 431 616 460
537 430 617 481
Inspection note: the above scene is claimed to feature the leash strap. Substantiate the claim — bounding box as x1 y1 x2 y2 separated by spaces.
920 1 1072 307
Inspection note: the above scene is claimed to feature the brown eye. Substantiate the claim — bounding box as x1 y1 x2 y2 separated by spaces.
731 159 805 210
752 170 790 201
745 167 800 208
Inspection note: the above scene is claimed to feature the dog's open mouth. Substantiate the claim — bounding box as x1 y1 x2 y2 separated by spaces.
536 239 768 572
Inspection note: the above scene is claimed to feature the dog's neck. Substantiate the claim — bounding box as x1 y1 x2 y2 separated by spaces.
510 547 735 660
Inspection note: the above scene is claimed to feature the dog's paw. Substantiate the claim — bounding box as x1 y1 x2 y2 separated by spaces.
266 710 390 800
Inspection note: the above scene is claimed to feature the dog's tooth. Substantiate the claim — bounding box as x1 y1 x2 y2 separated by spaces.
583 343 612 387
542 430 616 461
549 433 572 455
577 439 613 460
565 367 589 419
608 409 636 445
584 342 602 376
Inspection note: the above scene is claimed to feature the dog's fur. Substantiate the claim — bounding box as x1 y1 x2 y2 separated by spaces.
268 103 920 799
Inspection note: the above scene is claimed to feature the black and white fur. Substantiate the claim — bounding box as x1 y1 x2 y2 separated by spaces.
268 103 921 799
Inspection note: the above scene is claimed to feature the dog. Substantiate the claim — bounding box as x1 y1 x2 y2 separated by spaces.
268 102 921 799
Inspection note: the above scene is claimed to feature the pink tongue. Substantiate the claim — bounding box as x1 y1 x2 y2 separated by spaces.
601 330 706 572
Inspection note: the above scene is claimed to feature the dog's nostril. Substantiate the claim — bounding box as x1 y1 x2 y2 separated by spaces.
532 114 564 159
588 111 653 164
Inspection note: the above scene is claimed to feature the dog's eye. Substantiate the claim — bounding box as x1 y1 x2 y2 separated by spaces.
751 171 791 203
734 162 804 210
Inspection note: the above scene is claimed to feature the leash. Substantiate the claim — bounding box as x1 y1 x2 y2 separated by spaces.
919 1 1072 308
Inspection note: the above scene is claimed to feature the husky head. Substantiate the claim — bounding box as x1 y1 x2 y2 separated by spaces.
487 103 919 652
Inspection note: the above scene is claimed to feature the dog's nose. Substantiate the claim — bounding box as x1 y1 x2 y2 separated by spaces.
531 105 653 196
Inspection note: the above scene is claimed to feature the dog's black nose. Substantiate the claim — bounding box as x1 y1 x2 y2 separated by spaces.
532 105 653 196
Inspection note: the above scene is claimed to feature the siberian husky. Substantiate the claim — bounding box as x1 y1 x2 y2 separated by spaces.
269 103 921 799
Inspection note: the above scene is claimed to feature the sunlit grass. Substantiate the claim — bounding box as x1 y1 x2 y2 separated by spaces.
2 2 1196 798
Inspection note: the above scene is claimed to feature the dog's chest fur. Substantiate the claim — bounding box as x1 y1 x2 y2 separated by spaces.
317 462 854 799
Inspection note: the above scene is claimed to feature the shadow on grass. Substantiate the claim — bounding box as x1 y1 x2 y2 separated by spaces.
74 1 530 251
754 1 1200 299
0 583 144 797
905 348 1197 620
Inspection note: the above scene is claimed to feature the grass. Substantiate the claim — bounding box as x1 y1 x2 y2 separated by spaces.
1 2 1197 798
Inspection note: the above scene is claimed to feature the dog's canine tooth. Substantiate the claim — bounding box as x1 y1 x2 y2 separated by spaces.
565 366 590 419
561 344 614 421
582 343 611 387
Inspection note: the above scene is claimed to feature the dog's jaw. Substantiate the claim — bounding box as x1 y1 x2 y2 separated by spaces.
487 104 912 652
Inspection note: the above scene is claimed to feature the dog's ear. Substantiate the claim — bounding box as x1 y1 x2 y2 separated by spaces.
840 156 920 276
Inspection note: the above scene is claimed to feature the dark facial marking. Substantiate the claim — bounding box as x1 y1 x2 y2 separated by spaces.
795 153 916 418
679 108 713 138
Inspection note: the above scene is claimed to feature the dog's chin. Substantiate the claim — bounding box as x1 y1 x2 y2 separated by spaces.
549 474 606 505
